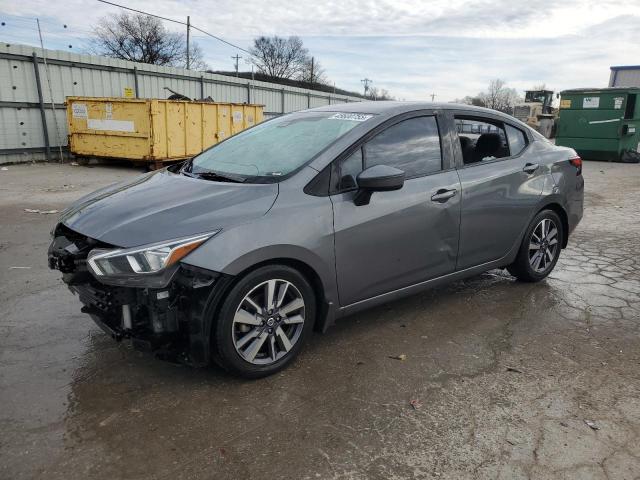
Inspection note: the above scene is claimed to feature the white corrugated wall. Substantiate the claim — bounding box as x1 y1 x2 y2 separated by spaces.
0 43 363 164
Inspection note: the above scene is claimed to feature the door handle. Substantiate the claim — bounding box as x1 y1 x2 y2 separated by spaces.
523 163 539 174
431 188 457 203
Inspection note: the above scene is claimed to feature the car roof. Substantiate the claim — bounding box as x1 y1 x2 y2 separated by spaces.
309 101 510 118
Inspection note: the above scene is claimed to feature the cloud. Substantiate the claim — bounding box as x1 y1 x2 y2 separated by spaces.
5 0 640 38
2 0 639 99
303 13 640 100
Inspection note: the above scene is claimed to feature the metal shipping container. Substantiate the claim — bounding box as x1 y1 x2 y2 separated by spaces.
556 88 640 163
66 97 264 165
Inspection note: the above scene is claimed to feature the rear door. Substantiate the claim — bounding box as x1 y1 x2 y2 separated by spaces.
330 111 461 306
449 111 546 270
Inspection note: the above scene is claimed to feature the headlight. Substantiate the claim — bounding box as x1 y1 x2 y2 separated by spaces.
86 232 218 287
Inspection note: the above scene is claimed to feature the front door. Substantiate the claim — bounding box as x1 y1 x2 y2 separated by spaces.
330 113 461 306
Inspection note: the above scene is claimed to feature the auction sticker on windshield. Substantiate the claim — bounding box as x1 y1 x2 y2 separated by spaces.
329 113 373 122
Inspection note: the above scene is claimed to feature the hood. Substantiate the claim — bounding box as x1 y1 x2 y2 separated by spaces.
60 169 278 247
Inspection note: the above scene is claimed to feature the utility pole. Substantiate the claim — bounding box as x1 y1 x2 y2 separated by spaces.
430 93 436 102
186 16 190 69
231 54 241 77
361 78 372 97
309 56 315 83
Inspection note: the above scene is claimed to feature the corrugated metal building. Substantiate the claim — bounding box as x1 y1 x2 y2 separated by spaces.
0 43 363 164
609 66 640 88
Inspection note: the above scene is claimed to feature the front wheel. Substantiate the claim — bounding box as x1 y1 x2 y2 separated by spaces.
213 265 316 378
507 209 563 282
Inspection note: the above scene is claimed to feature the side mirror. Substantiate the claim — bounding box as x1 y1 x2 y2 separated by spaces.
354 165 405 206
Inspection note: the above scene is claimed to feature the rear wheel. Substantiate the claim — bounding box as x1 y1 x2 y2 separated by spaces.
213 265 315 378
507 209 563 282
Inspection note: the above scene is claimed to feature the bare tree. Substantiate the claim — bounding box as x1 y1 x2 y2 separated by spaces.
454 80 521 112
183 43 208 71
476 79 521 113
367 87 394 101
455 96 485 106
298 56 327 84
90 13 207 70
480 79 504 110
249 36 308 79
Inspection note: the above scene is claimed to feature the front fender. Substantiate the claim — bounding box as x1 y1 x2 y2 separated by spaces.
182 192 339 327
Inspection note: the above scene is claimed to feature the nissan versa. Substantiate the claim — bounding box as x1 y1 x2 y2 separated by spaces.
48 102 584 377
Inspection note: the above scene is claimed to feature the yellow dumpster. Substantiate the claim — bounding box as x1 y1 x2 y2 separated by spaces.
66 97 264 167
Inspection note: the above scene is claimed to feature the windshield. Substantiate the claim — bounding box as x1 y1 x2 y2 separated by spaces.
188 111 373 180
525 91 552 104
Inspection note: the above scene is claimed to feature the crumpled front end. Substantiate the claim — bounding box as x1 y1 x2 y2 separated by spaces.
48 223 229 366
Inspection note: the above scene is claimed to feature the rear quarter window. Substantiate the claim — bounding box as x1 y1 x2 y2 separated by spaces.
505 124 528 156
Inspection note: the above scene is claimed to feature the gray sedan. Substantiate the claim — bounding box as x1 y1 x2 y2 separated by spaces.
48 102 584 377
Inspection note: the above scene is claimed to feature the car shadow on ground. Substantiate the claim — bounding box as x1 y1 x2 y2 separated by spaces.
65 267 551 393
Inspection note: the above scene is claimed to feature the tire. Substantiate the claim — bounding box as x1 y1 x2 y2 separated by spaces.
213 265 316 378
507 209 564 282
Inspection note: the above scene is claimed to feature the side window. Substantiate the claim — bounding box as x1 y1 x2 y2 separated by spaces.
455 117 509 165
364 116 442 177
505 124 528 156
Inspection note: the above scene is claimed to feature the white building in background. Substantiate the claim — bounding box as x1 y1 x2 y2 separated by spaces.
609 66 640 87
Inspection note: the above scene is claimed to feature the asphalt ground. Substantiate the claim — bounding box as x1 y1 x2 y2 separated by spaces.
1 160 639 479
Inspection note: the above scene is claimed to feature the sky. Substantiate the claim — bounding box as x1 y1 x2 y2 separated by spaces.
2 0 640 101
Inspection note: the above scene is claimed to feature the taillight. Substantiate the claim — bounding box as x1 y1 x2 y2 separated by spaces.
569 156 582 175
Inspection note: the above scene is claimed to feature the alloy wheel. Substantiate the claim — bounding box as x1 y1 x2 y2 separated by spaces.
232 279 306 365
528 218 559 273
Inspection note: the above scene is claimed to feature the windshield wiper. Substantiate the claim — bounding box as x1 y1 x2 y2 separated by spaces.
192 170 247 183
180 170 198 178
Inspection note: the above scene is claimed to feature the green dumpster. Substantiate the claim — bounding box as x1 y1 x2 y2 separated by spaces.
556 88 640 163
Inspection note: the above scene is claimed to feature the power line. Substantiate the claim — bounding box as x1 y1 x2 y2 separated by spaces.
96 0 186 25
1 21 92 55
190 25 251 55
1 14 63 26
95 0 251 54
1 15 94 36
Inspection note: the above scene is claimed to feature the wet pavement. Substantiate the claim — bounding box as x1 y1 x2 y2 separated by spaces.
1 161 639 479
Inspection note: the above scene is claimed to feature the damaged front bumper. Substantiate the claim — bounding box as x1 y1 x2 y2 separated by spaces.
48 224 230 366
